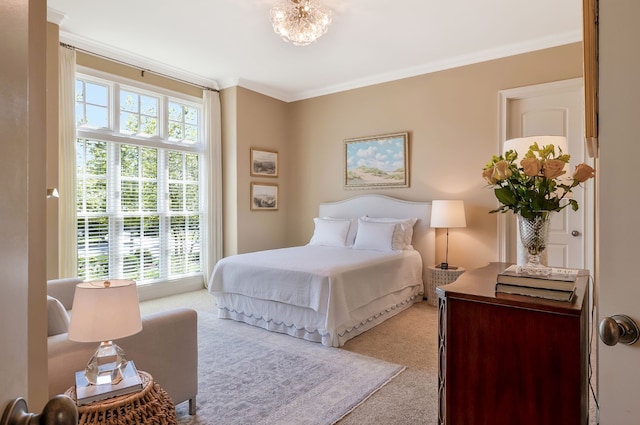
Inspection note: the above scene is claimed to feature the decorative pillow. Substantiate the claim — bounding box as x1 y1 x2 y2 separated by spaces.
322 217 359 246
308 218 352 247
47 295 70 337
361 217 418 250
352 220 396 251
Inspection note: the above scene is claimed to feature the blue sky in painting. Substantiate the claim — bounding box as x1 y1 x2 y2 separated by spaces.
346 136 405 172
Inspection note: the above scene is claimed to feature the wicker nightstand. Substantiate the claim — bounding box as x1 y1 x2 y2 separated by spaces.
426 265 465 306
65 371 176 425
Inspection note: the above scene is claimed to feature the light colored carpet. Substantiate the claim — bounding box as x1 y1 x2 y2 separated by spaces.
141 290 418 424
142 289 597 424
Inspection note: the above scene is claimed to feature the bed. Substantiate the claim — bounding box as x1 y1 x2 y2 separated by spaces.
208 195 435 347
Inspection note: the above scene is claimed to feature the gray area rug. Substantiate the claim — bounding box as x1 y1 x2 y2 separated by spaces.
176 312 405 425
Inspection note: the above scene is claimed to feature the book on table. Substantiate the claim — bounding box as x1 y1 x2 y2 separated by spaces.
75 360 143 406
495 283 575 302
496 265 578 291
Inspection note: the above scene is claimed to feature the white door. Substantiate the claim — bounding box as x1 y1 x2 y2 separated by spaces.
597 0 640 422
500 79 594 271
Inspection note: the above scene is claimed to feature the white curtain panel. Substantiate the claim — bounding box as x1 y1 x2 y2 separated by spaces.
203 89 223 285
58 46 77 278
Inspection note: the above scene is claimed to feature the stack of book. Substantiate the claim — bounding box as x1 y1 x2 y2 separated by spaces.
495 265 578 302
75 360 143 405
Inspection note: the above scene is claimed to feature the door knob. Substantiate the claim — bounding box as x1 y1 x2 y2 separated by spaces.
599 314 640 346
1 396 77 425
571 230 580 237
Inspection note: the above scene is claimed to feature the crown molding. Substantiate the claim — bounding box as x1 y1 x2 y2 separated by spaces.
289 30 582 102
58 31 220 90
47 7 66 26
52 26 580 103
222 78 296 103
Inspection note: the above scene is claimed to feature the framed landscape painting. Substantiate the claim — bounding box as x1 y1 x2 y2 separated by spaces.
250 148 278 177
344 132 409 189
251 182 278 211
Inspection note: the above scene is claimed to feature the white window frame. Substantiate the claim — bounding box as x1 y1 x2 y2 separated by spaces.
75 67 206 291
76 67 204 153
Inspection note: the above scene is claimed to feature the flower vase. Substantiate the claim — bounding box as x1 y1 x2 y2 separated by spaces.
516 213 552 276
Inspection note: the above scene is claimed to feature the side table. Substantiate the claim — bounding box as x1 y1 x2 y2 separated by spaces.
65 371 177 425
436 263 589 424
426 265 465 306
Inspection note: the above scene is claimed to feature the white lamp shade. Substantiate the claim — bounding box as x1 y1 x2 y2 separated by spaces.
68 279 142 343
430 200 467 229
503 136 568 158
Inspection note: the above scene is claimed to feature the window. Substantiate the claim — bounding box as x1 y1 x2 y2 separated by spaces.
120 90 159 137
75 79 109 128
75 73 203 284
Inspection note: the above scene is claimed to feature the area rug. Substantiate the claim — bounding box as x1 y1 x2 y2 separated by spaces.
175 311 405 425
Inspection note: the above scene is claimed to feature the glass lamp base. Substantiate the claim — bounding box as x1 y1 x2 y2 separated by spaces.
85 341 128 385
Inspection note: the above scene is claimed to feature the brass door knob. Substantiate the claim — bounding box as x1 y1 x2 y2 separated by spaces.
599 314 640 346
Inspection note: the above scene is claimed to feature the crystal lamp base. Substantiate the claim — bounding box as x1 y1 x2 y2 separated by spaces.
85 341 128 385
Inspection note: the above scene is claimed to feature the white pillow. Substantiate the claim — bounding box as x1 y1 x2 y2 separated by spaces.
361 217 418 250
323 217 359 246
352 220 396 251
47 295 70 337
308 218 352 247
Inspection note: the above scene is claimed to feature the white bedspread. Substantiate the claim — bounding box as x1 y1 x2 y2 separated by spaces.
208 245 423 343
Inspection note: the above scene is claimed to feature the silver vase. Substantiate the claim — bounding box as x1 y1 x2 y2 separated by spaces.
516 213 551 276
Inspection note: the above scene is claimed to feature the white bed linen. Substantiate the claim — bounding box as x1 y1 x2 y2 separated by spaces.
208 245 424 346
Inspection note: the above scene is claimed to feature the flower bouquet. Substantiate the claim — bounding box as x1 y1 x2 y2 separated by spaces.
482 141 595 274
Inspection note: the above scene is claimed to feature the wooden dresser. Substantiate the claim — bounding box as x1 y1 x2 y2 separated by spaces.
436 262 589 425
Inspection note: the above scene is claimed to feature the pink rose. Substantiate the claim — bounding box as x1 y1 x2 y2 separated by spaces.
520 157 542 177
573 163 595 183
543 159 566 179
492 160 512 181
482 167 497 184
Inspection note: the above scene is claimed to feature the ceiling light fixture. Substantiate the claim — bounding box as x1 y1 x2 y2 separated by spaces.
270 0 332 46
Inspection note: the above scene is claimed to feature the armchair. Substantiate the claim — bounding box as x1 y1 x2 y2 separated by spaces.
46 278 198 415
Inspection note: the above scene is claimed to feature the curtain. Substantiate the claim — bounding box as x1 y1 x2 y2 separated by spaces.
203 89 223 286
58 46 77 278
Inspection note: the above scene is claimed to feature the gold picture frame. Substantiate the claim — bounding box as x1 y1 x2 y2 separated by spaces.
344 132 409 189
250 148 278 177
251 182 279 211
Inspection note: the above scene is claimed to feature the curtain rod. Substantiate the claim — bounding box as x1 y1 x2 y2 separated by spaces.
60 42 219 92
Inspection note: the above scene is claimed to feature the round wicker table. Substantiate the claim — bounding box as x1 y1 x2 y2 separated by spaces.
426 265 465 306
65 371 177 425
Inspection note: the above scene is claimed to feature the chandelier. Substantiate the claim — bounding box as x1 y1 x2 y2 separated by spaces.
270 0 332 46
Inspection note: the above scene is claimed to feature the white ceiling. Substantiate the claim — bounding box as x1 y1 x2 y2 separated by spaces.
47 0 583 102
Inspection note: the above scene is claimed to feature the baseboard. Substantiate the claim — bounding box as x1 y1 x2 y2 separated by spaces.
136 276 205 302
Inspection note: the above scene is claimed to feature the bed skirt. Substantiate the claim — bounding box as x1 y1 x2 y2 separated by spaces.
214 284 423 347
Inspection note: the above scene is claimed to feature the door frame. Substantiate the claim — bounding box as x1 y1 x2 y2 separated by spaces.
497 78 595 274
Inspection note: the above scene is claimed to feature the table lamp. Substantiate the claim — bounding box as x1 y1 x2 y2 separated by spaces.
68 279 142 386
430 200 467 270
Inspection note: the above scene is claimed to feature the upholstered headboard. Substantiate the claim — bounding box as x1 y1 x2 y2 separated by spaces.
318 194 435 285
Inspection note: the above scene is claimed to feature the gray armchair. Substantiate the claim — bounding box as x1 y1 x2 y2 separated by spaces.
46 278 198 415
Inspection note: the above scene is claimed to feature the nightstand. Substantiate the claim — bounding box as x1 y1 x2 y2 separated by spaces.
426 265 465 306
436 263 589 424
65 371 177 425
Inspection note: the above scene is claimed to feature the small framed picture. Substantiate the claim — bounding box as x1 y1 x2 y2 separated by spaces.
250 148 278 177
251 183 279 211
344 132 409 189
